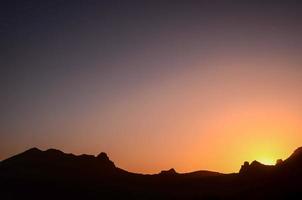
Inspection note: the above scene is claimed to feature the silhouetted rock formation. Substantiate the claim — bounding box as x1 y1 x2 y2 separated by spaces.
286 147 302 164
0 147 120 182
239 160 275 176
97 152 109 160
97 152 115 167
276 159 283 166
159 168 177 175
1 146 302 200
239 147 302 179
239 161 250 174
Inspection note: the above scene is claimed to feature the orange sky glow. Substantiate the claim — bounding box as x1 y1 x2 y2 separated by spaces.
3 52 302 174
1 1 302 174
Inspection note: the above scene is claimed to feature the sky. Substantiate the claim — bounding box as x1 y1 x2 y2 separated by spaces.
1 0 302 173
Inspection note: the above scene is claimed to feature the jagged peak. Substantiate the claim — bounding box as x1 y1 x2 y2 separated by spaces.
250 160 264 166
96 152 115 167
19 147 43 157
160 168 178 175
291 147 302 157
284 146 302 164
25 147 42 153
97 152 110 160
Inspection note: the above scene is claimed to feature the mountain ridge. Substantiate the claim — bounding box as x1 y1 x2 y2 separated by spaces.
1 146 302 199
2 146 302 175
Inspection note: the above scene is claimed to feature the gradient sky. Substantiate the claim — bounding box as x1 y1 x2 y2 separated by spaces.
1 1 302 173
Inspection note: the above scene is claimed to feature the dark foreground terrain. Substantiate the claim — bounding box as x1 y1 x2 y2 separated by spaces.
1 147 302 199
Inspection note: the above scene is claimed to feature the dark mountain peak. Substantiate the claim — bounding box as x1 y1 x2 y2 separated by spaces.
45 148 64 156
97 152 109 160
0 148 118 178
239 160 268 174
282 146 302 169
239 161 250 174
289 147 302 159
23 147 42 155
243 161 249 166
1 147 43 163
250 160 264 167
26 147 42 152
160 168 178 175
11 147 43 159
2 146 302 199
183 170 222 177
96 152 115 168
294 146 302 153
239 160 277 176
276 159 283 166
239 147 302 176
21 148 64 159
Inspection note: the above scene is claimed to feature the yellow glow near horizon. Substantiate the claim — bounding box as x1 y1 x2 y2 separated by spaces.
257 157 276 166
247 142 283 166
2 51 302 174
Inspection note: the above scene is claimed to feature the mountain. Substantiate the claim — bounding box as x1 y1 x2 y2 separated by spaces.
159 168 178 175
1 147 302 199
0 148 127 182
239 147 302 178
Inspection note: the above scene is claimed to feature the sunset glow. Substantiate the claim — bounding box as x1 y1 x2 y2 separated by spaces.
1 1 302 174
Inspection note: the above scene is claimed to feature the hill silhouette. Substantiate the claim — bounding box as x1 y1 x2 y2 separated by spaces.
1 147 302 199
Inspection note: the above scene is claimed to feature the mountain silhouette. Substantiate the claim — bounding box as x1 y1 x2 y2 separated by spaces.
159 168 178 175
1 147 302 199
